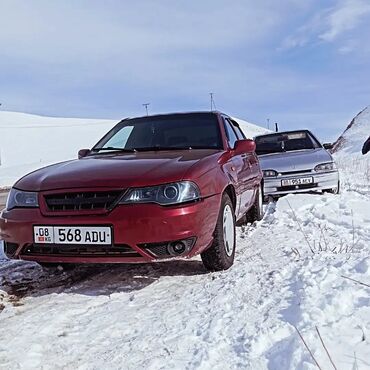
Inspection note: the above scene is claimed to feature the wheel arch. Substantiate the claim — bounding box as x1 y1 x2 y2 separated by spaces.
223 184 237 211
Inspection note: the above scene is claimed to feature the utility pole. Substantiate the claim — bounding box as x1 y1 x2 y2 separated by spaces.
267 118 270 130
275 122 279 132
142 103 150 116
209 93 216 111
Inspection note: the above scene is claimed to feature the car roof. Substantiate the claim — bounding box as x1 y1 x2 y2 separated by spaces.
119 111 226 122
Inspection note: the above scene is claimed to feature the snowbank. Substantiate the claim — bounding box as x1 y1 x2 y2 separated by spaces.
333 106 370 155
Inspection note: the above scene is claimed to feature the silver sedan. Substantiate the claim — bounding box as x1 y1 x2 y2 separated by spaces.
254 130 340 200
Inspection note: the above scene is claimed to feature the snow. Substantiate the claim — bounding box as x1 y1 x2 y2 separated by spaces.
0 110 369 369
0 111 116 188
0 111 268 188
232 116 271 138
333 106 370 155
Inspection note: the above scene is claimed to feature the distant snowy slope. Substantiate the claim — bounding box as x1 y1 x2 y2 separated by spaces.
333 106 370 154
232 117 271 138
0 111 116 187
332 107 370 192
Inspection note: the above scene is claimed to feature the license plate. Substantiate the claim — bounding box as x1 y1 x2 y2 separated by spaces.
281 177 314 187
33 226 112 245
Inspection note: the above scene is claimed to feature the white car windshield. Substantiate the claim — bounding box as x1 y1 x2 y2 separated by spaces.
255 131 320 155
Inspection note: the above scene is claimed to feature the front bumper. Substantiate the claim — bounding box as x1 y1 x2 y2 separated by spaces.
263 170 339 198
0 195 220 264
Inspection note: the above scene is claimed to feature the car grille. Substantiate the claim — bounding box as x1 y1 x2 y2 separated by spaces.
279 169 313 175
44 190 123 212
22 244 141 257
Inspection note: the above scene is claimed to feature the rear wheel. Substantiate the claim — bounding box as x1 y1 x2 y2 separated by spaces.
246 184 264 223
201 194 236 271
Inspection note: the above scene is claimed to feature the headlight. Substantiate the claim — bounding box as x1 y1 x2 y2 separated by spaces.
6 189 39 210
119 181 201 205
263 170 278 177
314 162 336 172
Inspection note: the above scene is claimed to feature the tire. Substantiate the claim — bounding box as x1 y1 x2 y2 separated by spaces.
326 180 340 194
246 183 264 223
201 193 236 271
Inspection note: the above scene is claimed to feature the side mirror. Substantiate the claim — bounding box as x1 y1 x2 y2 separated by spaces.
78 149 90 159
323 143 333 150
233 139 256 155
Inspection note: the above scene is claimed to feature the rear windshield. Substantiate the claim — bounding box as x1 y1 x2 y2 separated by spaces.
255 131 320 155
94 113 222 151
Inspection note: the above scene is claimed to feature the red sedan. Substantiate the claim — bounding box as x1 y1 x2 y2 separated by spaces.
0 112 263 271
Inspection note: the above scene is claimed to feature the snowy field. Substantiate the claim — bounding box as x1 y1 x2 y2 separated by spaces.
0 110 369 369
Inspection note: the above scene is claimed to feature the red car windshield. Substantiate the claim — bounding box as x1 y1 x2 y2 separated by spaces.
93 113 223 152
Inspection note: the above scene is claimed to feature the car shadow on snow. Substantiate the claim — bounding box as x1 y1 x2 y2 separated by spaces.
0 258 207 304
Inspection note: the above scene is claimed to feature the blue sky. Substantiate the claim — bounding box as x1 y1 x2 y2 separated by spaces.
1 0 370 140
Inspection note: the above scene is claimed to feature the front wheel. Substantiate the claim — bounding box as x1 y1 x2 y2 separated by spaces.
201 193 236 271
326 180 340 194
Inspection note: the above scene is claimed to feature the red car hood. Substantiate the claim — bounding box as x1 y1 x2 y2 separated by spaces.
15 150 221 191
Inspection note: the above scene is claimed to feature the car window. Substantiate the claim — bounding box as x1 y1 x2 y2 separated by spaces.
94 113 223 151
223 119 238 149
103 126 134 148
255 131 319 155
228 119 245 140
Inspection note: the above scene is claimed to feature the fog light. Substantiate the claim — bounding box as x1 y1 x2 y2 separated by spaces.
139 237 196 258
169 241 186 255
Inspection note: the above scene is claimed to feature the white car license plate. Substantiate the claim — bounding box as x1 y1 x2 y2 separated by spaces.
33 226 112 245
281 177 314 187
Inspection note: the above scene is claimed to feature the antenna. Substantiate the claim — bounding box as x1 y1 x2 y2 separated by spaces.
209 93 216 111
142 103 150 116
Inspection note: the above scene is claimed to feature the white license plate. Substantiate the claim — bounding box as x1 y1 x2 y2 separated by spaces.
33 226 112 245
281 177 314 187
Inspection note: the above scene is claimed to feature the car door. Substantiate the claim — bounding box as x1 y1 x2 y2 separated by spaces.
230 119 261 189
223 118 254 218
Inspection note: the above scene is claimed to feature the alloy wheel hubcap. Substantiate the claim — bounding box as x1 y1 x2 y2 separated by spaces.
223 204 235 256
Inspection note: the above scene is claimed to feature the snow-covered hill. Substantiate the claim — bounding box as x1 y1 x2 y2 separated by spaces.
0 111 116 188
232 116 270 138
0 111 268 188
332 107 370 193
333 106 370 154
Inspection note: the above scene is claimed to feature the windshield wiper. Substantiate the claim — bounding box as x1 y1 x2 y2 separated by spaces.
134 146 190 152
134 145 218 152
92 147 137 153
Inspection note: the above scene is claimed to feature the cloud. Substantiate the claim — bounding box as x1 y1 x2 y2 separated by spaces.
319 0 370 41
281 0 370 50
